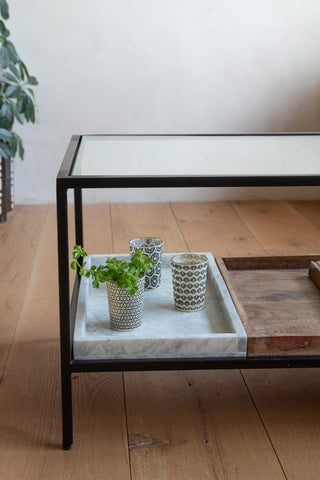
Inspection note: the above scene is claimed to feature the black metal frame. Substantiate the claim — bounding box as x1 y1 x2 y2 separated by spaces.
56 133 320 450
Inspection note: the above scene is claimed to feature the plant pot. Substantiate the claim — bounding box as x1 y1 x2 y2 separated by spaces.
106 277 145 331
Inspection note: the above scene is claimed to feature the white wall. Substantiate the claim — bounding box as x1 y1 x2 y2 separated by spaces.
7 0 320 204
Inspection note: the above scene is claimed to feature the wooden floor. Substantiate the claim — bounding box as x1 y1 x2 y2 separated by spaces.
1 200 320 479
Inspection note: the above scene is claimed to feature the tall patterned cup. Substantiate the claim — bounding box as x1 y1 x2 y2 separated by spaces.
171 254 208 311
129 237 164 290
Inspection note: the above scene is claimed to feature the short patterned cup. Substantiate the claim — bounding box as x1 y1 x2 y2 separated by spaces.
171 254 208 311
129 237 164 290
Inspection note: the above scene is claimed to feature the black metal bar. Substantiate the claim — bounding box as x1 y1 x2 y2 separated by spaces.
75 132 320 140
58 174 320 190
70 274 80 345
74 188 83 247
69 355 320 372
57 135 82 178
56 181 73 450
60 369 73 450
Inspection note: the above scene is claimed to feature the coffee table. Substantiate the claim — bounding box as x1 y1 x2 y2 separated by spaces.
57 134 320 450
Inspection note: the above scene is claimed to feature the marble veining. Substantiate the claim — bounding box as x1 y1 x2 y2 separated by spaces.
73 253 247 359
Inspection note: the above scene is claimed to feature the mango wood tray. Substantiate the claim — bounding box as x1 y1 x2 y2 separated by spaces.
215 255 320 357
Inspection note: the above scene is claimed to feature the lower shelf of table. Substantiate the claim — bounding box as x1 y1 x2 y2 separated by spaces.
72 253 320 360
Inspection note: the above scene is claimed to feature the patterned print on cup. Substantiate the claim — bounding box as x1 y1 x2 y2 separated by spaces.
129 237 164 290
171 254 208 311
106 277 144 331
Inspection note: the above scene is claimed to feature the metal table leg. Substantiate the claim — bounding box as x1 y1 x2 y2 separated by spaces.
57 183 73 449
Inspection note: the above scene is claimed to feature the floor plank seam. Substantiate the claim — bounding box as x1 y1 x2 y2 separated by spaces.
169 202 190 252
229 201 269 255
122 373 133 480
109 204 116 254
288 200 320 233
239 369 289 480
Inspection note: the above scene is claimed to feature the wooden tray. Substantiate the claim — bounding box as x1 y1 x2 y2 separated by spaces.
216 255 320 357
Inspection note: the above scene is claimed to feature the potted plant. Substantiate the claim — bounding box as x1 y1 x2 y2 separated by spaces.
71 245 154 331
0 0 38 221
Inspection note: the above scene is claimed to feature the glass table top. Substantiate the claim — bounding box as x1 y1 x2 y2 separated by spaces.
71 134 320 178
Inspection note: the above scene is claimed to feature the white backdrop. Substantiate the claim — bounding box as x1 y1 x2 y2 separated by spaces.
7 0 320 203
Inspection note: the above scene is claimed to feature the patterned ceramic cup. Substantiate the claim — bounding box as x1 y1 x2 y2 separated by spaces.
129 237 164 290
171 254 208 311
106 277 145 331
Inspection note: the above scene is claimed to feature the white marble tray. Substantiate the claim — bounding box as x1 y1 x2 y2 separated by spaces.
73 253 247 359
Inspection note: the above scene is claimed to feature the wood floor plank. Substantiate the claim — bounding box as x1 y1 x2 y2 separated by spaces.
111 202 285 480
82 203 113 253
110 202 186 253
242 368 320 480
67 203 112 253
126 370 286 480
289 200 320 231
0 205 48 381
171 201 266 256
0 206 130 480
232 200 320 254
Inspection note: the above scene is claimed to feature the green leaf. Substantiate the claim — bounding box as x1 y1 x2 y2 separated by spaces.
0 19 9 37
0 102 13 129
9 62 20 80
73 245 88 258
0 139 11 158
17 136 24 159
5 84 21 98
26 87 35 98
16 98 24 113
71 261 78 270
0 0 9 20
9 132 17 156
0 44 10 67
5 41 20 63
21 95 35 123
19 61 28 81
3 71 18 83
9 101 24 124
25 75 38 86
0 126 12 141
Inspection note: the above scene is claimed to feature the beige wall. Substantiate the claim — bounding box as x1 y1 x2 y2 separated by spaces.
8 0 320 203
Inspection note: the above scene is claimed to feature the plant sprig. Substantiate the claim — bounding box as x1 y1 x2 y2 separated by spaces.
71 245 154 295
0 0 38 160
